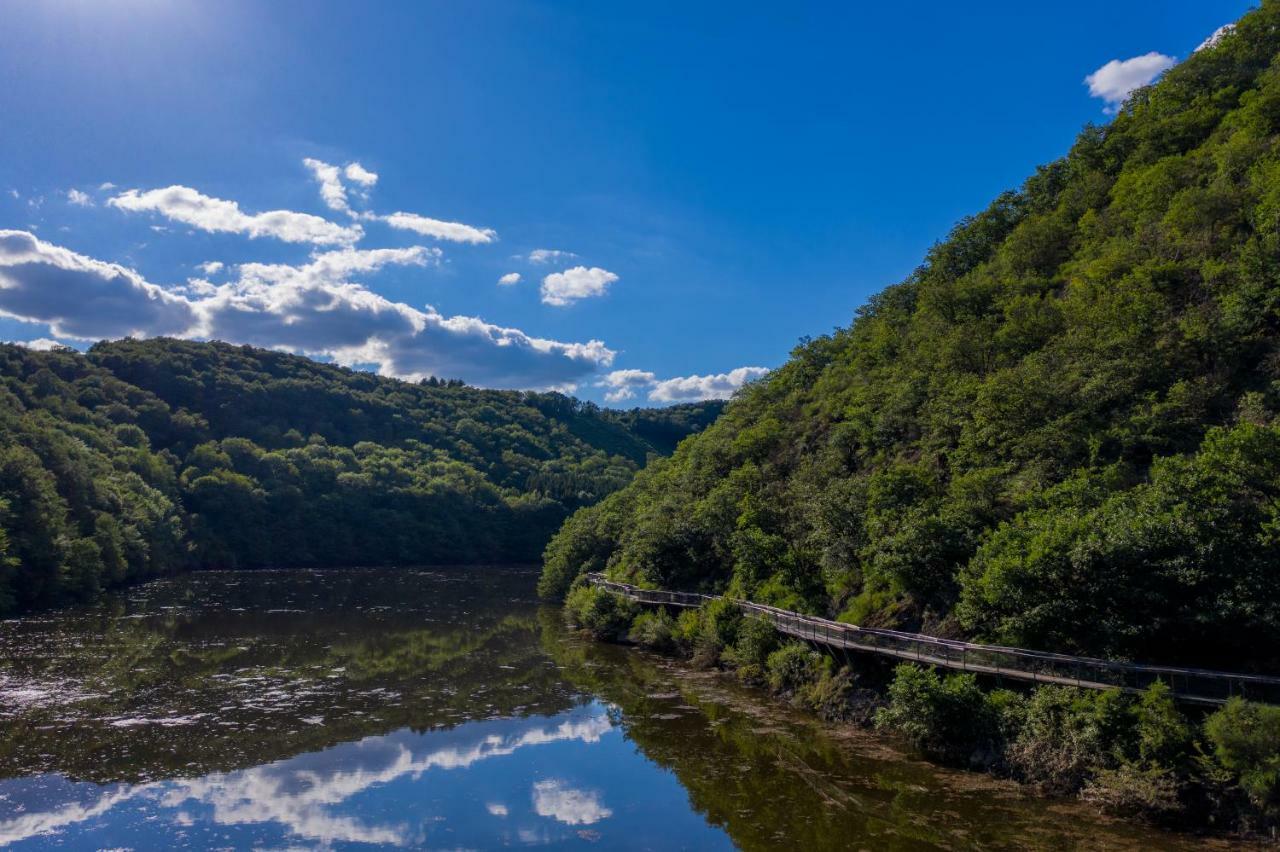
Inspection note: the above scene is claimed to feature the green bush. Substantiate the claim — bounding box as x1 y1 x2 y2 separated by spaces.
1134 682 1192 769
723 616 779 673
563 584 638 641
765 642 826 695
1204 698 1280 815
1005 687 1103 792
628 609 677 653
1081 764 1181 819
874 664 1000 766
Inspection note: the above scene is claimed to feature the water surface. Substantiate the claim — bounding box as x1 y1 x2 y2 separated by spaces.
0 568 1222 849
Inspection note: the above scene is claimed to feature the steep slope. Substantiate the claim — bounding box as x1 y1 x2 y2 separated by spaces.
543 3 1280 672
0 339 721 615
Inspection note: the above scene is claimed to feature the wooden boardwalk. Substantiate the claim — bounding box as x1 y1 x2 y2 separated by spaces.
585 574 1280 706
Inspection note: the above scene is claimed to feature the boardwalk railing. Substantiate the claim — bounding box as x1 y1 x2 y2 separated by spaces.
584 573 1280 706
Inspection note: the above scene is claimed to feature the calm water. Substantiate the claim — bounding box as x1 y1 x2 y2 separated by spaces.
0 567 1219 850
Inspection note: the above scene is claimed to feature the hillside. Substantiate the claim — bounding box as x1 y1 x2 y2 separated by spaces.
542 3 1280 673
0 338 720 615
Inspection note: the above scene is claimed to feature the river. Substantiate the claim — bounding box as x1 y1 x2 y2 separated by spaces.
0 567 1225 850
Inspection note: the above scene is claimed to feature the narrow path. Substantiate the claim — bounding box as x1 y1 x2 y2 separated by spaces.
585 574 1280 706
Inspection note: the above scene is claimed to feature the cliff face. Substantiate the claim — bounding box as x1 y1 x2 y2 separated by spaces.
543 2 1280 672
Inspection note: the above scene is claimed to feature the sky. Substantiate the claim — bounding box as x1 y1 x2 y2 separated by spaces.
0 0 1253 406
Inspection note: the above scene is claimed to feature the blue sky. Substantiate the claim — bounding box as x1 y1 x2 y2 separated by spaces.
0 0 1251 405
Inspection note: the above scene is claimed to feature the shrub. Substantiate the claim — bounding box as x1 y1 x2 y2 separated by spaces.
563 584 638 641
1005 687 1097 792
1204 698 1280 816
874 664 1000 767
1133 682 1192 769
1081 764 1181 820
723 616 780 673
628 609 677 653
765 642 826 695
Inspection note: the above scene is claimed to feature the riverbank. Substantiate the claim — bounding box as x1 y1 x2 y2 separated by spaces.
565 582 1280 843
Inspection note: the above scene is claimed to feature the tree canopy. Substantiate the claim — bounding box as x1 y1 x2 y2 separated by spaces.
0 337 721 615
542 2 1280 672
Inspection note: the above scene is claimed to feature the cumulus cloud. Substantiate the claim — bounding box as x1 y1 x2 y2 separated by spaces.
531 781 612 826
498 272 521 286
303 158 350 215
108 186 362 246
382 212 496 244
527 249 576 264
1085 52 1177 112
66 189 93 207
597 369 657 403
97 182 116 191
0 231 611 389
540 266 618 307
1196 24 1235 53
0 230 197 339
648 367 769 402
0 710 615 847
11 337 73 351
198 261 224 275
344 163 378 186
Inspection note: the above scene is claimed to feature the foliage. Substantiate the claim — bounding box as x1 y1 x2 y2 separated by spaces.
563 585 638 641
1204 697 1280 815
764 642 826 695
0 339 719 616
628 608 678 653
541 1 1280 672
874 664 1001 766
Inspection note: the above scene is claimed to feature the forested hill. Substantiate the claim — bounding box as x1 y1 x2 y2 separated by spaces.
542 2 1280 673
0 337 721 616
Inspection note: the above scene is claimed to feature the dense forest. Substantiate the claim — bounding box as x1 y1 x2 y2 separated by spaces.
544 2 1280 675
0 337 720 615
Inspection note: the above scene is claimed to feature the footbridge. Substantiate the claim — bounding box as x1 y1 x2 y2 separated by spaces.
585 573 1280 706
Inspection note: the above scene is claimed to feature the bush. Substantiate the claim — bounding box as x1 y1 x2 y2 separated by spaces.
723 616 780 673
765 642 826 695
1133 682 1192 770
1204 698 1280 816
563 584 638 641
1081 764 1181 820
1005 686 1110 793
628 609 677 653
874 664 1000 767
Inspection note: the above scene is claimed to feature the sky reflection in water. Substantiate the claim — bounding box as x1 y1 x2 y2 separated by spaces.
0 702 729 850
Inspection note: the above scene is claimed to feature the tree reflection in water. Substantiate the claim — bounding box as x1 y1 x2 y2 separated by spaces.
0 568 1219 850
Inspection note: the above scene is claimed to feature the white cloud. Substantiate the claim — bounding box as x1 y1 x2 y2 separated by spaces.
344 163 378 186
0 231 611 389
497 272 521 286
0 710 615 847
540 266 618 307
7 189 17 200
382 212 496 244
12 338 73 351
66 189 93 207
648 366 769 402
97 182 116 191
527 249 576 264
597 369 657 403
108 186 362 246
303 158 351 215
531 780 611 826
1085 52 1177 112
0 230 198 339
1196 24 1234 53
198 261 224 275
486 803 509 817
